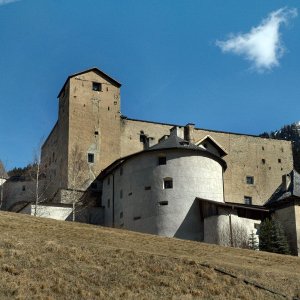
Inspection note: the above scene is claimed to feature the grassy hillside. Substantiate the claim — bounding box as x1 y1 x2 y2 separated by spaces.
0 212 299 299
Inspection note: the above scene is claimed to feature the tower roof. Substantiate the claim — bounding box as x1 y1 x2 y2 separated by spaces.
57 67 122 98
99 134 227 180
149 134 200 151
0 161 8 179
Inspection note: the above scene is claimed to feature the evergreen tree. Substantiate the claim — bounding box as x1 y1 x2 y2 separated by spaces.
248 230 259 250
259 218 290 255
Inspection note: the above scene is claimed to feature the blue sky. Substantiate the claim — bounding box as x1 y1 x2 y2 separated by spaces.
0 0 299 170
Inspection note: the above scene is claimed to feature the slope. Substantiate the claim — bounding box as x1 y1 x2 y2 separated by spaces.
0 212 299 299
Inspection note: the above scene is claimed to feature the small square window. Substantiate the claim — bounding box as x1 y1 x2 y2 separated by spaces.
262 159 266 164
164 178 173 189
159 201 168 206
246 176 254 184
145 186 151 190
92 82 102 91
244 196 252 205
88 153 94 163
278 159 281 163
158 156 166 165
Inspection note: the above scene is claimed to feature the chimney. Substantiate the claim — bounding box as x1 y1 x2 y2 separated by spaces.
147 137 156 148
184 123 195 143
282 174 291 192
170 126 184 139
144 137 156 149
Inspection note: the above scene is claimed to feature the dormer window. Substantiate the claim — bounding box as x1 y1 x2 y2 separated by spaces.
92 82 102 91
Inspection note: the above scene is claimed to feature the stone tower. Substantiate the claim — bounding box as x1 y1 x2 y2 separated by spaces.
41 68 122 202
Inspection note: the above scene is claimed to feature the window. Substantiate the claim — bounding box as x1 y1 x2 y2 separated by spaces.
158 156 166 165
88 153 94 163
246 176 254 184
107 199 110 208
95 131 99 135
22 185 26 191
133 216 141 220
120 212 123 218
159 201 168 206
92 82 102 91
145 186 151 190
244 196 252 205
163 178 173 189
262 159 266 164
120 189 123 199
278 158 281 163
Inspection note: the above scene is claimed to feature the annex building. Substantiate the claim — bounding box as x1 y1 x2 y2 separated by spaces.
3 68 300 255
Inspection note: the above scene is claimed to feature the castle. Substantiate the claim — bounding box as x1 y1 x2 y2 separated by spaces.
3 67 300 255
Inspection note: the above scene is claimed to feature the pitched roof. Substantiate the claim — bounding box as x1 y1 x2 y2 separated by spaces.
195 135 228 157
0 161 8 179
265 170 300 207
57 67 122 98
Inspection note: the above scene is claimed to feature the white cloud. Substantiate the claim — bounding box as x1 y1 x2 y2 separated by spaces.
216 8 298 72
0 0 20 6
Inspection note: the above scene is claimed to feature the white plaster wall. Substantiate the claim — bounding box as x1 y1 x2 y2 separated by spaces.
204 213 260 247
102 149 224 240
20 204 73 220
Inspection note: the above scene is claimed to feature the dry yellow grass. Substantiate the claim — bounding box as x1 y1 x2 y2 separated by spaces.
0 211 299 299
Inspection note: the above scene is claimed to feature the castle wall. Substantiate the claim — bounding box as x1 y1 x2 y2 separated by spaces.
296 205 300 256
40 69 293 208
102 149 224 240
41 122 63 201
204 213 260 247
3 180 36 210
274 205 299 256
121 119 293 205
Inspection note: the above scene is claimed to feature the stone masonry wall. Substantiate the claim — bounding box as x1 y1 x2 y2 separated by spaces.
121 119 293 205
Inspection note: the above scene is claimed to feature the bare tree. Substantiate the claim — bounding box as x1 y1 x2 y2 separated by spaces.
68 144 89 221
27 141 51 216
219 219 249 249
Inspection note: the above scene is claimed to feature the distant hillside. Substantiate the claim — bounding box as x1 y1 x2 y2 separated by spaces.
0 212 299 299
260 121 300 172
